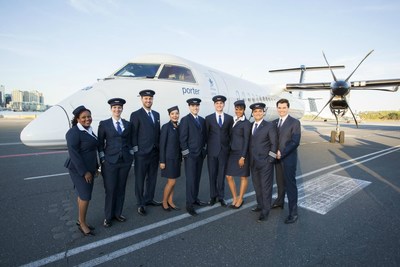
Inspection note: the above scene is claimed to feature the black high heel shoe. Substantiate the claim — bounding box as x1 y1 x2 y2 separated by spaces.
233 199 244 209
162 205 171 211
76 220 95 230
78 226 95 236
168 203 181 211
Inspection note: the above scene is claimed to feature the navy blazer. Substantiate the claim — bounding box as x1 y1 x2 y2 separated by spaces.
159 121 181 163
205 113 233 156
179 113 207 157
249 120 278 168
130 108 160 156
98 118 134 164
230 119 251 158
65 126 98 176
274 115 301 164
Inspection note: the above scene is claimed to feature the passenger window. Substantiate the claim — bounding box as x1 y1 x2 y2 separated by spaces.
159 65 196 83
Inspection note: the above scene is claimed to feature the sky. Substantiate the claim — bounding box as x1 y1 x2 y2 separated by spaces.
1 0 399 117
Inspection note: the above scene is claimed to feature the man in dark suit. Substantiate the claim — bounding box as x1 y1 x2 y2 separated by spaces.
248 102 278 222
98 98 134 227
130 89 161 216
272 98 301 224
205 95 233 206
180 98 208 216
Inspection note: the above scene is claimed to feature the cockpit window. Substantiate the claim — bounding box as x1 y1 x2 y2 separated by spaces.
114 63 161 78
159 65 196 83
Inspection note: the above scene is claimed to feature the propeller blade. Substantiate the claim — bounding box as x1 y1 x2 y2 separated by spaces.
312 95 335 121
347 104 359 128
322 51 337 81
345 50 374 82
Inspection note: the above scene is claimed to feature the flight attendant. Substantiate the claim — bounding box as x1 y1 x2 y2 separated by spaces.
159 106 182 211
272 98 301 224
130 89 161 216
65 105 98 236
180 98 208 216
225 100 251 209
248 102 278 222
205 95 233 206
98 98 134 227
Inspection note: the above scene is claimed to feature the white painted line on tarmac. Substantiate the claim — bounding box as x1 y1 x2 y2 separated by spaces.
24 173 69 180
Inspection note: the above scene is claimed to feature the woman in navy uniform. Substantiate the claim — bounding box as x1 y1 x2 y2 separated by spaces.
159 106 182 211
65 105 98 236
98 98 134 227
225 100 251 209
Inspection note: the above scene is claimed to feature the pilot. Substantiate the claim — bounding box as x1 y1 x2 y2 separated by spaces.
272 98 301 224
248 102 278 222
130 89 161 216
225 100 251 209
179 98 208 216
205 95 233 207
65 105 98 236
98 98 134 227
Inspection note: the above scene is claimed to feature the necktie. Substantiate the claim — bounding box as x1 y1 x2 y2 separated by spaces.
116 121 122 135
253 123 258 135
195 116 201 127
278 119 282 128
218 115 222 127
148 111 154 124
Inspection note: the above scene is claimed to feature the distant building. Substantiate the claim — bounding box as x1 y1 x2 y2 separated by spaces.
9 89 46 111
0 85 5 108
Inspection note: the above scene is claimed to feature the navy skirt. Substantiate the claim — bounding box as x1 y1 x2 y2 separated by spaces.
69 169 94 201
226 152 250 177
161 159 181 179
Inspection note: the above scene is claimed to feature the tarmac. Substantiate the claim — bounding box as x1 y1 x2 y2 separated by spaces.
0 118 399 266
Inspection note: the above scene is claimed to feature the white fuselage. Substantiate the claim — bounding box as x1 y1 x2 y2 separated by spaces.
20 53 305 149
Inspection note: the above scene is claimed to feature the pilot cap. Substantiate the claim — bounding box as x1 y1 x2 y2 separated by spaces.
187 98 201 105
139 89 155 97
212 95 227 103
167 106 179 114
108 98 126 107
72 105 90 116
234 100 246 109
249 102 266 111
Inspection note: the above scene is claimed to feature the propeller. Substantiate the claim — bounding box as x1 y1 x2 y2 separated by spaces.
313 50 374 126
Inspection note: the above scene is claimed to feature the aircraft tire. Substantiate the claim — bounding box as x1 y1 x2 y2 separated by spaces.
339 131 345 143
330 131 336 143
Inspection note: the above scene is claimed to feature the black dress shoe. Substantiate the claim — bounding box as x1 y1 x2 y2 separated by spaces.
284 215 298 224
251 206 262 212
103 219 112 228
146 200 162 206
194 200 208 206
186 206 198 216
219 199 227 207
271 203 284 209
137 206 146 216
78 226 95 236
76 220 95 230
257 214 268 223
208 197 217 206
114 215 127 222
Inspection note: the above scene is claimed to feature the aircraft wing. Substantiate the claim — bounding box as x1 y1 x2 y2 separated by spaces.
285 78 400 92
350 79 400 92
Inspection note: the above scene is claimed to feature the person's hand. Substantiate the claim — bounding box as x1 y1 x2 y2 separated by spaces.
276 150 281 160
84 172 93 183
238 157 245 168
160 163 166 170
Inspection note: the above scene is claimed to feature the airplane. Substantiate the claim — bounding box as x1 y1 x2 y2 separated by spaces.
20 53 306 149
270 50 400 143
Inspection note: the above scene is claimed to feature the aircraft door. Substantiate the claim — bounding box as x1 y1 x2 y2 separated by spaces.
209 71 230 113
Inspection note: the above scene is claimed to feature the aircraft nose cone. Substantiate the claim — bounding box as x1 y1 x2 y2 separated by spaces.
20 105 71 149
